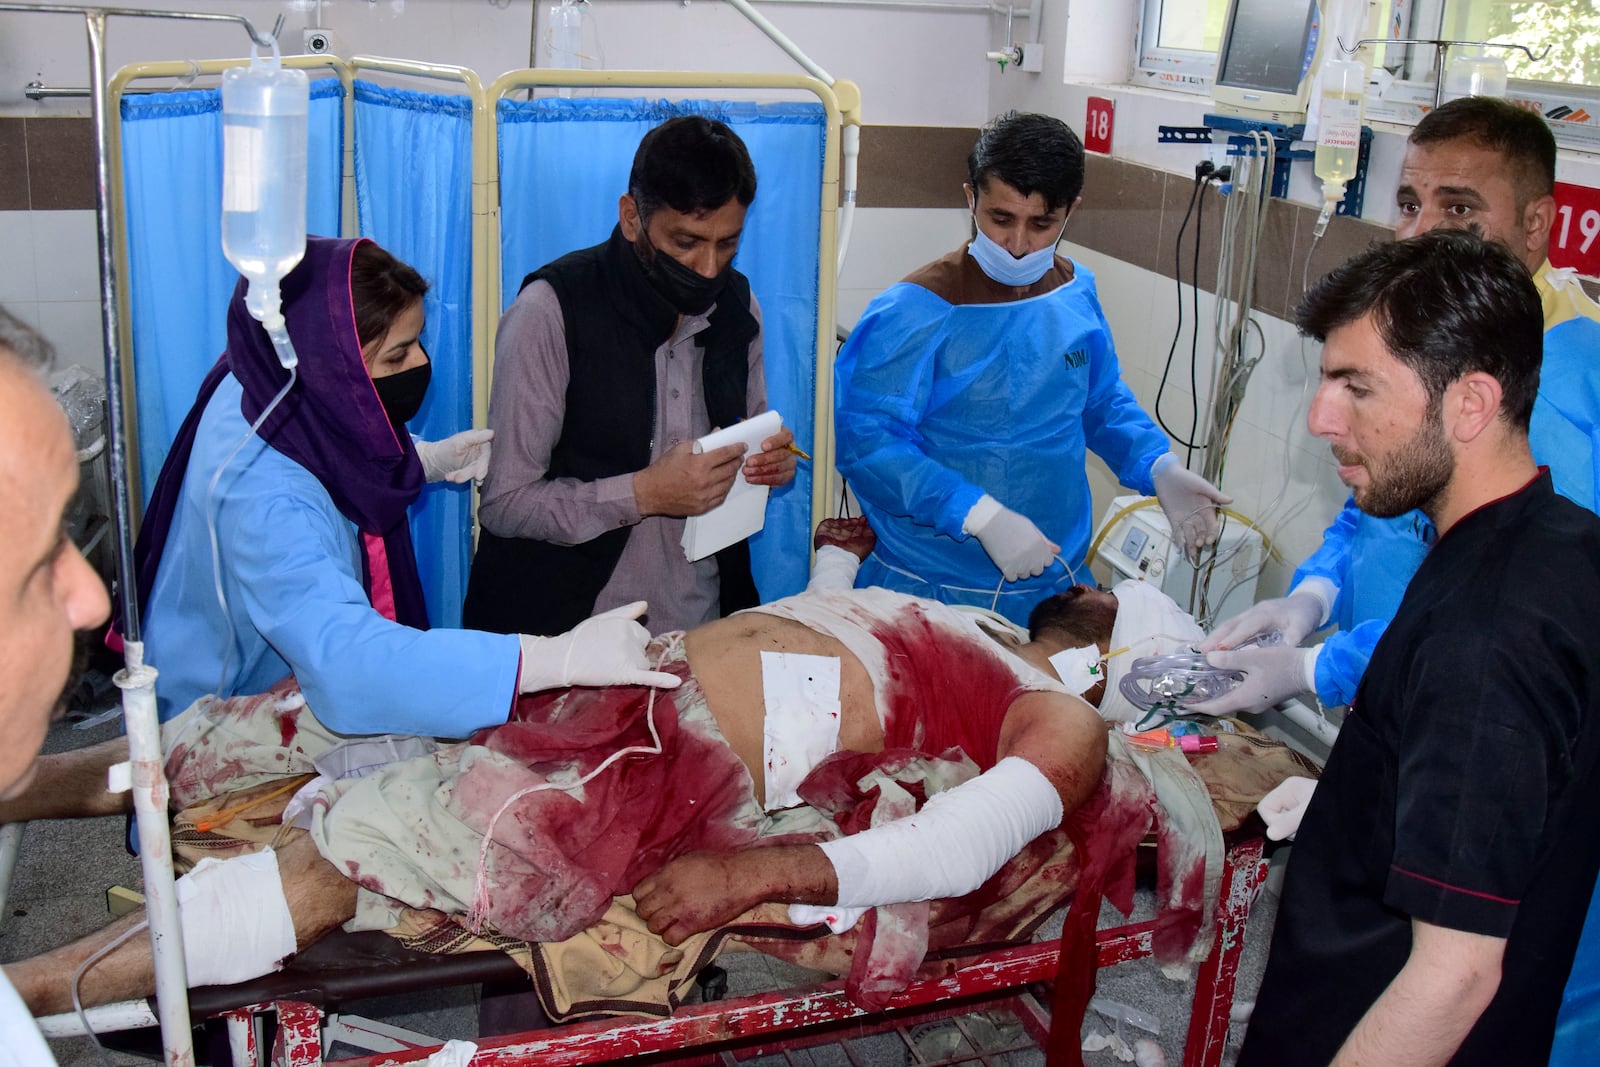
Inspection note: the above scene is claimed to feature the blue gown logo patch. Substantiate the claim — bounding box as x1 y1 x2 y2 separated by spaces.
1064 348 1088 369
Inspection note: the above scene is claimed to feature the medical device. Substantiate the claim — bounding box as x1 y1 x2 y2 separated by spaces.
212 37 311 700
1312 54 1366 238
546 0 584 69
1441 51 1508 103
221 39 308 371
1093 495 1265 627
1210 0 1324 124
1119 630 1281 714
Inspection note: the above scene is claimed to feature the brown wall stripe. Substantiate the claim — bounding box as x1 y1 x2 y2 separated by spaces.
12 118 1592 306
0 117 96 212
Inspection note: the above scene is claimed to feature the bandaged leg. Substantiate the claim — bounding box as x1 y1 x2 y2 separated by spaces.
6 833 354 1015
806 756 1062 924
176 850 298 986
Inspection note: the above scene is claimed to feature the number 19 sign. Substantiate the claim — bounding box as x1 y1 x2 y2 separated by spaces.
1085 96 1115 155
1552 181 1600 277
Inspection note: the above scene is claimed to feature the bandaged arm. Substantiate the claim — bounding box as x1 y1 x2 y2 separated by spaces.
806 544 863 593
820 756 1061 907
801 690 1105 928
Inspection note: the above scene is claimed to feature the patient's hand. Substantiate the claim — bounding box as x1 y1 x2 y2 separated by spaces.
633 845 838 945
814 516 875 561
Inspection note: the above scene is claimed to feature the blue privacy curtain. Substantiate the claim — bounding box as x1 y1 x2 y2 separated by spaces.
498 97 825 601
119 78 343 498
353 82 475 627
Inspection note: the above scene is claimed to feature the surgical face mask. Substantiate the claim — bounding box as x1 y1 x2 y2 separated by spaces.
967 221 1064 287
373 359 431 430
636 230 729 316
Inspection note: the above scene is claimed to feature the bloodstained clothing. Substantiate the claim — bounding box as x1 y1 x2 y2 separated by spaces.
743 586 1065 773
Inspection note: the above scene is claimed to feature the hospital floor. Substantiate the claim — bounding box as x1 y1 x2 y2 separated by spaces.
3 713 1282 1067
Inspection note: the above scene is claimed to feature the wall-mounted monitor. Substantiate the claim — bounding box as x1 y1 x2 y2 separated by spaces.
1210 0 1323 125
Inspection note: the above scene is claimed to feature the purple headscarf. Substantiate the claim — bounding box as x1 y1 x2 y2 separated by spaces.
130 236 430 632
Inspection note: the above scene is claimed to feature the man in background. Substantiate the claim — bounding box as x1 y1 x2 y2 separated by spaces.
466 116 796 638
833 111 1227 627
1202 95 1600 714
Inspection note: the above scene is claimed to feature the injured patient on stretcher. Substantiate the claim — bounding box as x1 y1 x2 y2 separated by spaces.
5 518 1279 1019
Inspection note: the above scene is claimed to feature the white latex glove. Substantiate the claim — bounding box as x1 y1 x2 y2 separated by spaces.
965 496 1060 582
517 602 681 693
1150 454 1232 563
416 428 494 484
1188 646 1319 716
1200 590 1328 652
1256 775 1317 841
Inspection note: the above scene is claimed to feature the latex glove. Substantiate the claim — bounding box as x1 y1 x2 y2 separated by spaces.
518 602 681 693
966 496 1060 582
1150 454 1232 563
1188 646 1319 716
1257 775 1317 841
416 429 494 484
1201 591 1327 652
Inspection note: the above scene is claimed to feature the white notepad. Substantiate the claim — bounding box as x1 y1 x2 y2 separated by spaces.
680 409 783 562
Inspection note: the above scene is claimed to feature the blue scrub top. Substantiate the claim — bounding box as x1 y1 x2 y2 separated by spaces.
835 262 1169 625
141 374 519 737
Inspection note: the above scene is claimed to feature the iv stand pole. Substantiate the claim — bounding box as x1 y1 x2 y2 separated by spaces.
0 8 277 1065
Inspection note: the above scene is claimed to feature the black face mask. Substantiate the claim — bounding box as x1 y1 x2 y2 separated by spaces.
374 359 431 431
635 231 729 316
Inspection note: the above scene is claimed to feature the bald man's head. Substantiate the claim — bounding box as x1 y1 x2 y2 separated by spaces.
0 346 110 799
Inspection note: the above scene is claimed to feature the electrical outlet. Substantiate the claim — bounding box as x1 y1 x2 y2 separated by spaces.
303 27 337 55
1018 42 1044 73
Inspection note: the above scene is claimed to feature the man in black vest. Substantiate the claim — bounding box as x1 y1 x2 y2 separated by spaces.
465 117 796 637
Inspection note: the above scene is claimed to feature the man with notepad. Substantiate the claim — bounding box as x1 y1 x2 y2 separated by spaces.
466 116 797 637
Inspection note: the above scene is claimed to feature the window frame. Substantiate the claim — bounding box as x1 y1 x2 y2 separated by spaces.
1132 0 1600 150
1133 0 1218 94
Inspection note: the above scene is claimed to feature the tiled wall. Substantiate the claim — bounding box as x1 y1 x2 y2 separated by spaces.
0 118 103 374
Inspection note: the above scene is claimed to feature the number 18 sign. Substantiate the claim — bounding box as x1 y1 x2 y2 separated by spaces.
1085 96 1114 155
1552 181 1600 277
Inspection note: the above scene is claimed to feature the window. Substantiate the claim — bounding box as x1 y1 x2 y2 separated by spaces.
1134 0 1231 90
1135 0 1600 146
1445 0 1600 89
1369 0 1600 146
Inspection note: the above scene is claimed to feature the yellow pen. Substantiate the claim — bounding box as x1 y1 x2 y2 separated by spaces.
784 441 812 461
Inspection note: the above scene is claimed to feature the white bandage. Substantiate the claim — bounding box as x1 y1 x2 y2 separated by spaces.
760 651 842 810
806 545 862 593
176 849 297 986
1049 644 1105 696
816 756 1063 908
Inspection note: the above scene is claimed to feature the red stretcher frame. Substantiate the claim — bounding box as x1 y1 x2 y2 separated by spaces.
211 834 1267 1067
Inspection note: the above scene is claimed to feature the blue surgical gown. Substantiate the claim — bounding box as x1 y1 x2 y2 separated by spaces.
141 374 519 736
1296 313 1600 708
834 263 1170 625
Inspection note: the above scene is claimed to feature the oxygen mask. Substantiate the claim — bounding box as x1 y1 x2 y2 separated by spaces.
1118 630 1283 713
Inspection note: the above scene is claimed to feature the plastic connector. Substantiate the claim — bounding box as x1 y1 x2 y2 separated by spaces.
1214 165 1233 182
1194 159 1216 183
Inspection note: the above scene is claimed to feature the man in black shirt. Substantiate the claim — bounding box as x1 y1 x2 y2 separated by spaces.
1238 230 1600 1065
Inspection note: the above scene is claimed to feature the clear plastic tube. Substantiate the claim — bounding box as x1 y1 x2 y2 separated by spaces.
206 369 297 702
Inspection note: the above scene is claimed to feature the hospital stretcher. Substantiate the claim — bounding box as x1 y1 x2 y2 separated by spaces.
173 828 1267 1067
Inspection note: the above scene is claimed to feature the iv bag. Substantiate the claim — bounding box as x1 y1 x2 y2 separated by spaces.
1314 57 1365 187
221 42 309 326
547 1 583 70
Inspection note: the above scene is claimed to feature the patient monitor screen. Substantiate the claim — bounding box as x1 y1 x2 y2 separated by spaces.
1216 0 1318 95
